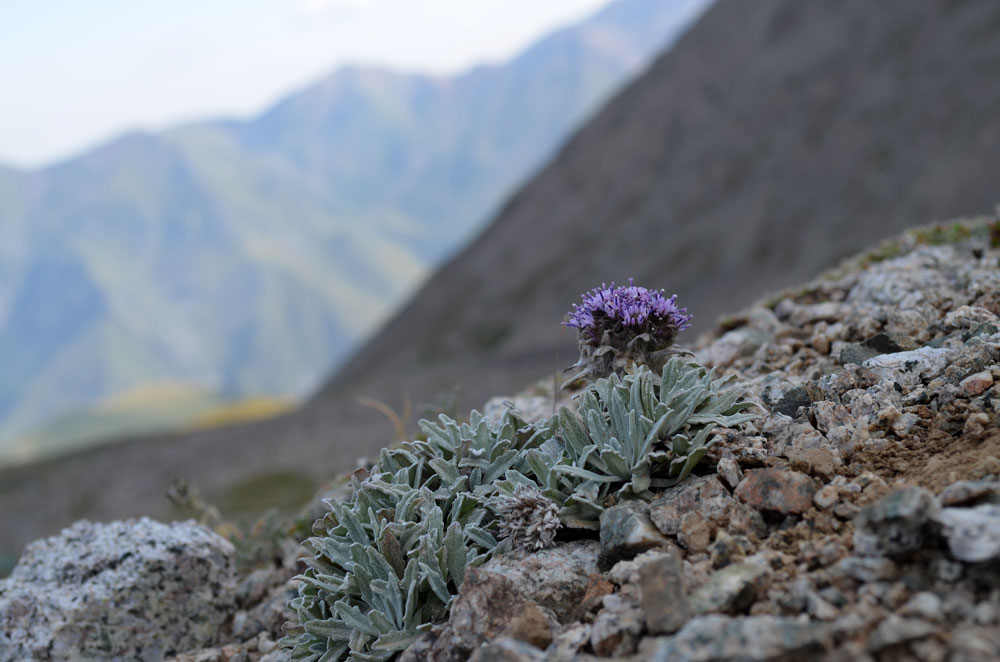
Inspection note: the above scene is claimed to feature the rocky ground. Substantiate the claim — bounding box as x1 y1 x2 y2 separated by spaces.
3 218 1000 661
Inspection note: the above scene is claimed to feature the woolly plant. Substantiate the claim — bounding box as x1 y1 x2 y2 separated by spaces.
564 279 693 382
284 283 756 660
282 409 545 661
496 358 756 529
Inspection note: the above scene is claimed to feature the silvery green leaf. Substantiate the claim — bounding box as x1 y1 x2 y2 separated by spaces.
371 629 424 652
597 448 630 479
419 561 452 604
318 642 349 662
303 618 353 640
334 601 379 637
557 406 589 458
466 526 498 550
443 521 467 585
553 464 619 483
428 457 461 488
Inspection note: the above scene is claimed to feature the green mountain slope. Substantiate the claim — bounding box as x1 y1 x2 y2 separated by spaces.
0 0 708 460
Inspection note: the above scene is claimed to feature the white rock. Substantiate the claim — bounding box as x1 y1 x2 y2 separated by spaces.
934 505 1000 562
863 347 953 388
0 518 236 662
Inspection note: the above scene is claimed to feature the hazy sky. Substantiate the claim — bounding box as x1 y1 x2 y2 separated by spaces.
0 0 611 169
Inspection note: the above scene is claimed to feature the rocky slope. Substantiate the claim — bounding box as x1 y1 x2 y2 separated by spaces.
5 218 1000 661
5 0 1000 576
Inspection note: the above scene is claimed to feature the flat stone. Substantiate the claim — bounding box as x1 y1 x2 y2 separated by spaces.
933 504 1000 562
638 546 691 635
939 480 1000 507
853 486 938 557
960 370 994 396
483 541 599 622
899 593 944 622
866 615 938 652
650 615 830 661
599 501 668 566
448 568 527 653
833 556 899 583
0 518 235 662
735 468 817 515
689 563 770 615
501 602 552 650
649 475 731 537
863 347 953 387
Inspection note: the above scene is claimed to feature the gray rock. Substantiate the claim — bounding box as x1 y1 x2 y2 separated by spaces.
0 518 235 662
853 486 939 557
608 549 671 586
589 594 644 657
770 386 814 418
866 615 938 652
940 479 1000 507
546 624 590 662
447 568 527 653
899 592 944 622
649 475 732 537
717 451 743 490
599 500 669 566
934 504 1000 562
467 637 545 662
734 468 816 515
839 343 880 366
689 563 770 615
948 625 1000 662
649 615 830 661
638 546 691 635
833 556 899 583
483 541 599 622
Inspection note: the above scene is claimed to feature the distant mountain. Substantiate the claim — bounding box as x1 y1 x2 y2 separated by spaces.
0 0 708 460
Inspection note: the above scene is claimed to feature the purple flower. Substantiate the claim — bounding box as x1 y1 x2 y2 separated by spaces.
564 279 692 348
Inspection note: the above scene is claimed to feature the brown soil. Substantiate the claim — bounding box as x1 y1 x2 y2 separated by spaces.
853 428 1000 495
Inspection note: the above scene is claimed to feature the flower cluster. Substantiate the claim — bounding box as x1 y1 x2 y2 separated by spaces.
565 279 692 348
490 483 561 552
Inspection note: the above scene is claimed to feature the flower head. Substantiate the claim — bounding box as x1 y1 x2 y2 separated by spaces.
565 279 692 349
490 484 561 552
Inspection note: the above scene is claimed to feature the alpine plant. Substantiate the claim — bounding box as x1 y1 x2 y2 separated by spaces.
283 286 758 661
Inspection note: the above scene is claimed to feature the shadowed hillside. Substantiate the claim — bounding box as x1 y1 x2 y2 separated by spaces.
3 0 1000 561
